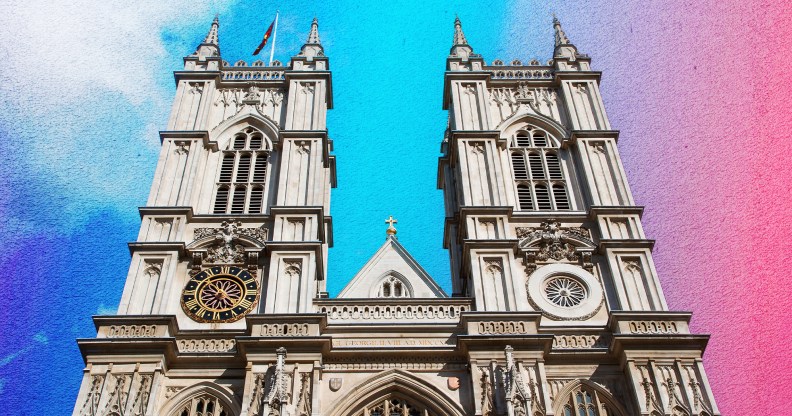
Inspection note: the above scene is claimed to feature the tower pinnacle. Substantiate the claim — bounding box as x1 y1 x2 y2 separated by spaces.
299 17 324 58
453 16 468 45
203 15 220 45
307 17 321 44
190 15 221 62
552 14 570 47
449 16 474 59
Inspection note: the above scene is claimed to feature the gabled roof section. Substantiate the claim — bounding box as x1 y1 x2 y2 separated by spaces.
338 236 447 298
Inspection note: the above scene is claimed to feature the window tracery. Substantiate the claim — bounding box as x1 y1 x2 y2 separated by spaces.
174 394 230 416
557 384 621 416
377 275 411 298
354 397 428 416
510 127 571 211
213 128 269 214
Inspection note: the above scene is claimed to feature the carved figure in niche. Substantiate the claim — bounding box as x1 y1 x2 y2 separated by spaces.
296 373 311 416
480 369 494 416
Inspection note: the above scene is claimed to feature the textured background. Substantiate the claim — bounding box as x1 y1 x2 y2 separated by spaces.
0 0 789 413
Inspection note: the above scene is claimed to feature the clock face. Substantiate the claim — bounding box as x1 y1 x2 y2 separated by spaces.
181 266 259 323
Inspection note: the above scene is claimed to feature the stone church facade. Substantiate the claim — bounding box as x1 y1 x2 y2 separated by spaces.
72 16 720 416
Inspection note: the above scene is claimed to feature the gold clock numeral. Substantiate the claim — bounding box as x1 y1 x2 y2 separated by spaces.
185 298 199 309
238 299 253 310
221 266 230 274
183 290 196 296
195 307 208 317
213 312 221 321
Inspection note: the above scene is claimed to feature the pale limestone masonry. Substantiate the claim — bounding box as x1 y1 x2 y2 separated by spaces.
72 16 719 416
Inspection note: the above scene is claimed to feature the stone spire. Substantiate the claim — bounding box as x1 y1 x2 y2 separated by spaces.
192 15 220 60
307 17 321 44
453 16 468 45
449 16 474 59
552 14 569 47
299 17 324 58
203 15 220 45
551 14 580 61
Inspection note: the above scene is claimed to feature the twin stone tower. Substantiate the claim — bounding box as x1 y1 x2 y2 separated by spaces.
72 17 720 416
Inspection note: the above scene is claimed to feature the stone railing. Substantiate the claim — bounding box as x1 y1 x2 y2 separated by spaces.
609 312 691 335
221 69 286 81
488 67 553 80
315 300 472 324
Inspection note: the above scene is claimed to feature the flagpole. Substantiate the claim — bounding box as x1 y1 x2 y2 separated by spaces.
268 11 279 65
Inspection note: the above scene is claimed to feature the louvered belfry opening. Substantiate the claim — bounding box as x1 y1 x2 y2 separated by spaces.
213 128 269 214
510 127 571 211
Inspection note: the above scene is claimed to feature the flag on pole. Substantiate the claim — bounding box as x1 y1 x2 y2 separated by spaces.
253 18 276 55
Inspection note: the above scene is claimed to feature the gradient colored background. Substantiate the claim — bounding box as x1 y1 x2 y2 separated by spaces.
0 0 789 413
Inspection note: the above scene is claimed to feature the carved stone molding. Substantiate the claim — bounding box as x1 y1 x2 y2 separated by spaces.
259 323 310 337
517 220 595 273
177 338 237 353
552 334 610 349
627 320 680 334
107 325 157 338
191 220 267 267
477 321 531 335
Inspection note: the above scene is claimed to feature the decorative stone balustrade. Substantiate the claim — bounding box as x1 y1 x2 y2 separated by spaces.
488 67 553 80
221 69 286 81
316 300 472 323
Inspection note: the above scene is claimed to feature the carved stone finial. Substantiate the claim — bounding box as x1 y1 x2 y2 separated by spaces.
385 215 398 237
552 14 570 47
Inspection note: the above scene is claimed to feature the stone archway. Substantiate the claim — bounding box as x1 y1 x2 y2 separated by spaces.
327 369 465 416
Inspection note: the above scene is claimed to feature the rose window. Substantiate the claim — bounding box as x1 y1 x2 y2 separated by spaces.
544 276 586 307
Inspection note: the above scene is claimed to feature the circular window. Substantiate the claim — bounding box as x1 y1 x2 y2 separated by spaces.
526 263 603 320
544 276 586 307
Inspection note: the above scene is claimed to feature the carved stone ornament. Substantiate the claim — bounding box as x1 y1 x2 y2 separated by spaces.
517 220 594 273
191 220 267 266
480 368 494 416
447 376 460 391
329 378 343 392
296 373 311 416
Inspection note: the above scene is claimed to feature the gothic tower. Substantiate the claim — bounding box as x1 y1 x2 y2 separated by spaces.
72 16 719 416
438 17 719 415
73 17 335 415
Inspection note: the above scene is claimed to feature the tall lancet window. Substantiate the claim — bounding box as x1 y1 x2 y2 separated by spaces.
213 128 269 214
509 127 572 211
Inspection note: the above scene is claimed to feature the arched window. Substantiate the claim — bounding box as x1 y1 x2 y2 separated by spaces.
509 127 573 211
175 394 230 416
555 382 626 416
353 397 428 416
377 275 411 298
213 128 269 214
